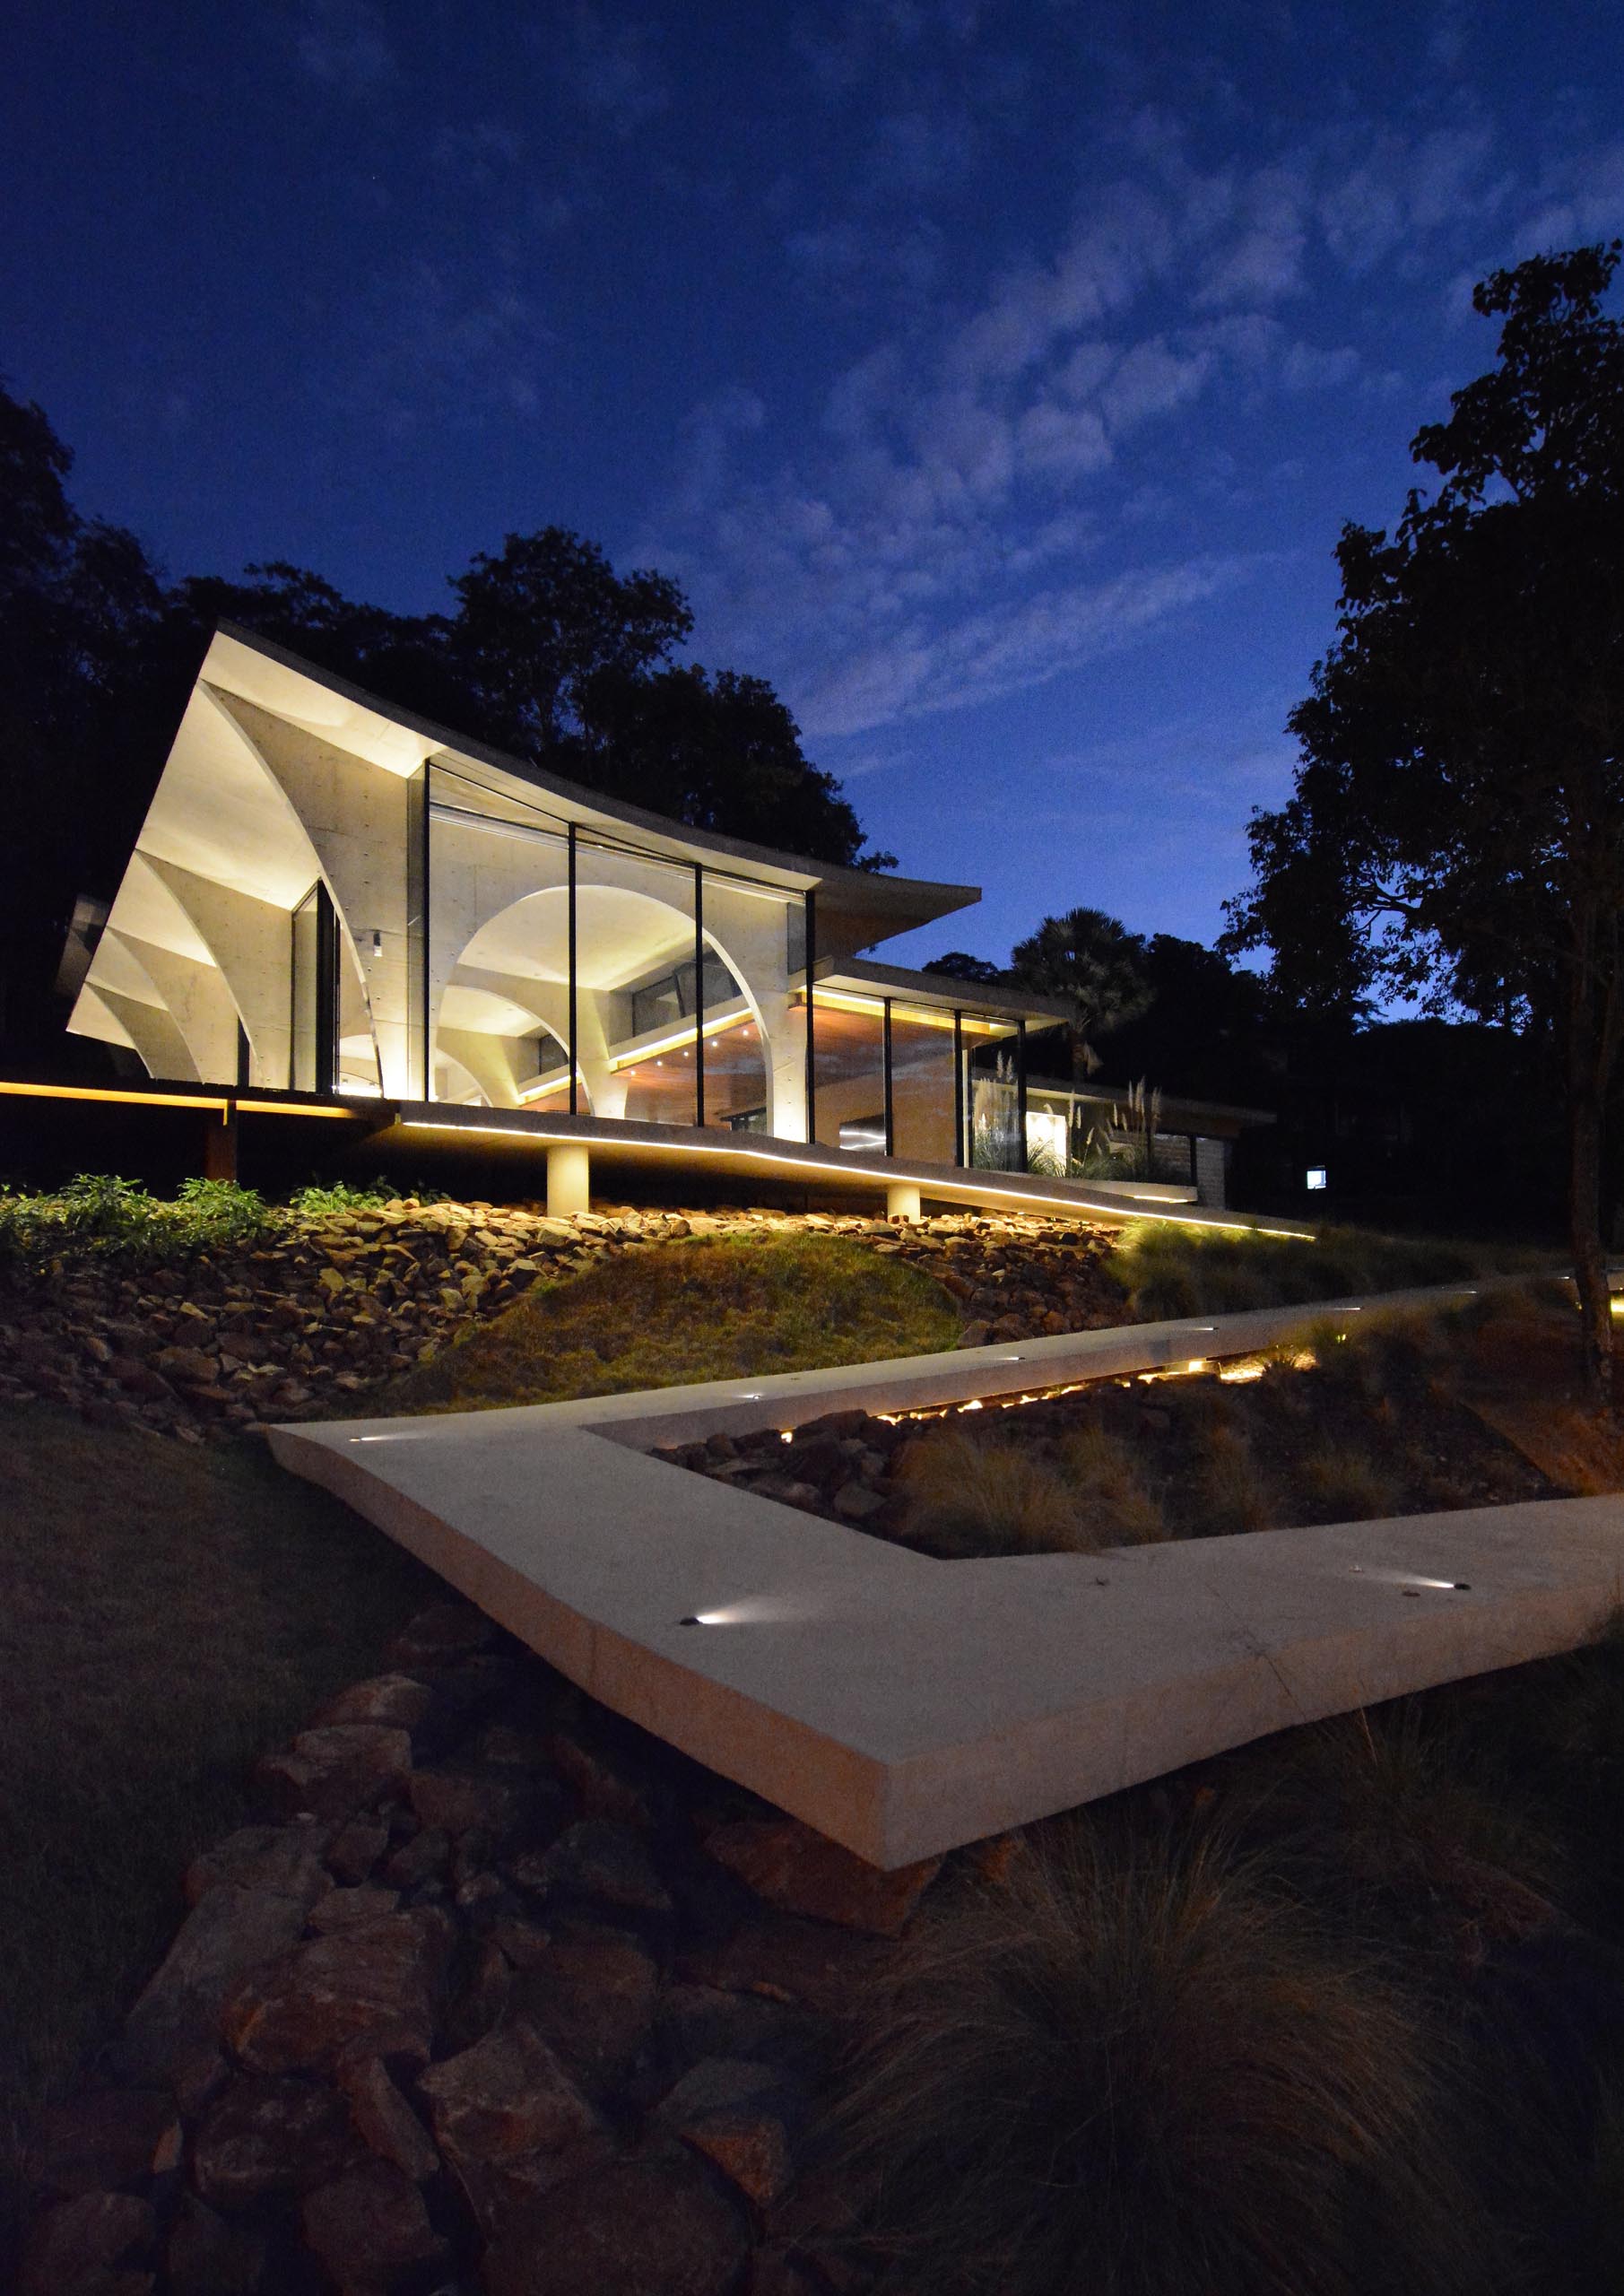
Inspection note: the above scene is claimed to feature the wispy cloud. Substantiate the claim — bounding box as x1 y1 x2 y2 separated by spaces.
556 4 668 136
291 0 395 96
639 106 1588 744
325 260 555 431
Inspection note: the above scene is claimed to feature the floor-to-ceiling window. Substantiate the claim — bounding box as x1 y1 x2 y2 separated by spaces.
890 1000 958 1163
968 1018 1026 1170
291 882 335 1092
809 994 888 1151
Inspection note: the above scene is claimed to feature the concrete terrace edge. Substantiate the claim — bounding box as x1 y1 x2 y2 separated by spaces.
268 1283 1624 1868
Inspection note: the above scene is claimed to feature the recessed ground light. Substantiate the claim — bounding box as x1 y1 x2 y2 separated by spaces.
680 1613 729 1626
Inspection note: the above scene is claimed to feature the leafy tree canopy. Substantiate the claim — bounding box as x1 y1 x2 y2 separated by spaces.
921 951 1008 985
1225 241 1624 1397
1007 906 1154 1039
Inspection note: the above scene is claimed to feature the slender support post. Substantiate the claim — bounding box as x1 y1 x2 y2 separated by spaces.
315 883 337 1094
881 996 894 1157
887 1181 921 1222
693 863 706 1128
952 1009 964 1167
547 1142 590 1219
567 825 578 1117
1016 1017 1029 1173
803 890 817 1145
404 761 430 1099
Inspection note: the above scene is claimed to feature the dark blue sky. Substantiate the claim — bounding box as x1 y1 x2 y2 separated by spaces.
5 1 1622 964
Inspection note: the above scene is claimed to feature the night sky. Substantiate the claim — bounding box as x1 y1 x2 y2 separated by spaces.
5 1 1622 964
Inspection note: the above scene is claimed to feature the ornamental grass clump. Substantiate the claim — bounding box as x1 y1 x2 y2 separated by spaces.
1229 1703 1565 1962
897 1426 1089 1556
1055 1425 1168 1545
1298 1441 1402 1522
1191 1420 1274 1536
835 1825 1477 2296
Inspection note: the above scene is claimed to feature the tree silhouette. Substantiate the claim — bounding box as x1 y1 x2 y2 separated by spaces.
1227 243 1624 1402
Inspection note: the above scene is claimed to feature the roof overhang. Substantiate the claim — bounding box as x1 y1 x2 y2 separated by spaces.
206 625 978 934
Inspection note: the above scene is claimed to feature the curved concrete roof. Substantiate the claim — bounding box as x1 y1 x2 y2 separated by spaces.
209 624 979 935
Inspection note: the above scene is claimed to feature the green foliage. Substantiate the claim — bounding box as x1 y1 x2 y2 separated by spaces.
837 1822 1474 2296
286 1178 395 1216
0 1173 268 1269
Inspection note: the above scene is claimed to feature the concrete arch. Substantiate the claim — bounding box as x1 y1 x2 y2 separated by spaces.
195 687 390 1091
136 855 291 1086
439 881 772 1122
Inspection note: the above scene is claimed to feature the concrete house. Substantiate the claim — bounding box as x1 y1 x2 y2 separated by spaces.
64 629 1258 1213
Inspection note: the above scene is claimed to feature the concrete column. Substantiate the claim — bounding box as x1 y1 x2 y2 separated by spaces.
764 995 808 1140
548 1143 591 1219
887 1182 922 1222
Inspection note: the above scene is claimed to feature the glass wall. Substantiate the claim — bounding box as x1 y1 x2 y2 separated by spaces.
699 1004 769 1130
596 831 699 1129
968 1022 1025 1170
291 882 334 1092
890 1002 958 1163
336 941 381 1096
810 996 887 1152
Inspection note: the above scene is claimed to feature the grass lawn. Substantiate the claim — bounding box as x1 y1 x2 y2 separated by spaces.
384 1231 962 1413
0 1406 438 2248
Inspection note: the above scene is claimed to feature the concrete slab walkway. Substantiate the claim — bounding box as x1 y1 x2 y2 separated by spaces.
269 1285 1624 1868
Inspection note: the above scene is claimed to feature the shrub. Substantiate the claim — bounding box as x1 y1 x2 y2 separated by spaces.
285 1176 452 1216
835 1823 1478 2296
0 1173 268 1270
287 1178 394 1216
172 1176 270 1249
897 1426 1090 1556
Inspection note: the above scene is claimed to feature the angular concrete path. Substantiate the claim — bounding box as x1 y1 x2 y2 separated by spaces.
269 1287 1624 1868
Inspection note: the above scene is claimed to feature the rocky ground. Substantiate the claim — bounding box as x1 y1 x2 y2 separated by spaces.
17 1597 982 2296
0 1200 1129 1442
